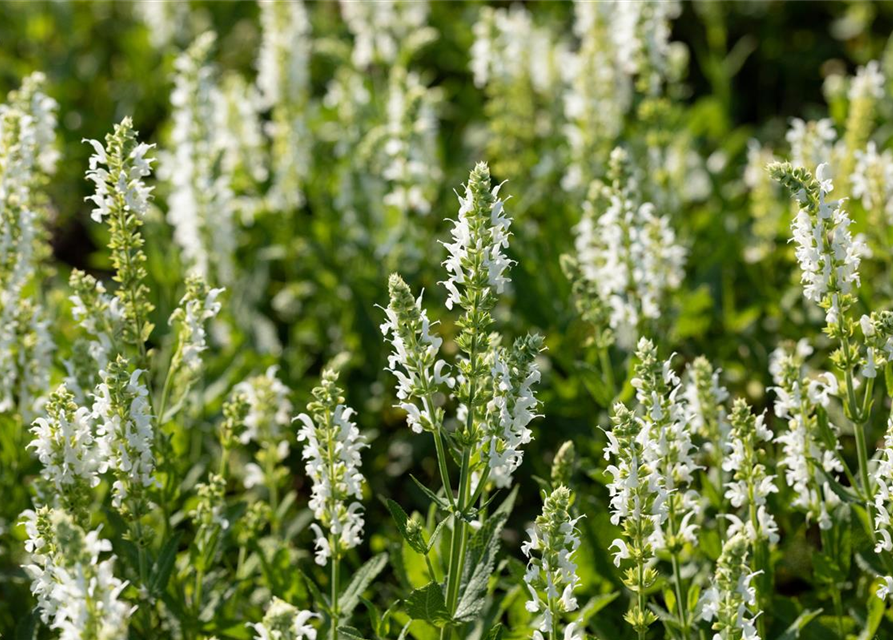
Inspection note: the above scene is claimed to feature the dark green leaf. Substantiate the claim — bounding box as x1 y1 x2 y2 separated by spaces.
299 568 331 614
405 581 451 624
340 552 389 618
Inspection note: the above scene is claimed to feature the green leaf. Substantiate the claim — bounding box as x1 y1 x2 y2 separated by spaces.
426 517 448 554
410 474 450 511
337 626 369 640
149 531 183 597
387 499 427 555
299 568 331 615
483 623 503 640
453 487 518 623
885 362 893 397
816 466 860 504
777 609 822 640
405 582 451 625
859 588 884 640
396 621 413 640
340 552 389 618
14 608 40 640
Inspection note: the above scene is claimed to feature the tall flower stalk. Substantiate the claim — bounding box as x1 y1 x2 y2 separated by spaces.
723 399 779 639
604 403 658 639
381 163 543 638
522 486 583 640
295 369 367 638
699 534 764 640
770 162 879 546
630 338 699 636
83 116 155 365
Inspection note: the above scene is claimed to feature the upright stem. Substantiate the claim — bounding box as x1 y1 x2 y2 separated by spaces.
331 552 340 640
747 498 768 640
667 500 689 638
636 557 646 640
441 449 471 640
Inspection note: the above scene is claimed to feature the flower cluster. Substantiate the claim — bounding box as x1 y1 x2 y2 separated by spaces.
257 0 311 213
0 73 58 418
28 384 99 515
484 333 543 488
93 356 156 510
700 534 763 640
235 366 294 490
873 415 893 602
859 311 893 379
631 338 700 553
163 31 236 285
852 141 893 224
785 118 836 170
561 1 682 190
684 356 730 460
21 507 134 639
168 274 224 378
66 269 123 395
381 67 441 219
295 369 367 565
723 399 779 545
83 117 156 352
769 162 865 326
249 597 319 640
522 486 583 640
603 403 659 636
339 0 431 69
770 342 842 530
441 163 514 443
380 273 451 434
571 148 686 349
471 5 563 92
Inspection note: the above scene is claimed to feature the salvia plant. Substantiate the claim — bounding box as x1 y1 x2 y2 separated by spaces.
8 3 893 640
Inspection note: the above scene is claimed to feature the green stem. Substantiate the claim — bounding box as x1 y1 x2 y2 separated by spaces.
441 449 471 640
432 426 456 510
667 500 689 638
748 500 768 640
331 552 340 640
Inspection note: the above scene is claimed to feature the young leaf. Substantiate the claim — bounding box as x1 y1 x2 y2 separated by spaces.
337 626 369 640
777 609 823 640
483 623 503 640
299 568 331 614
340 552 389 618
410 474 450 511
149 530 182 597
405 581 451 625
387 499 428 555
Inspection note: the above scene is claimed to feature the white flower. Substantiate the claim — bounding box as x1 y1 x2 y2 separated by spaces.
295 371 367 565
523 487 583 638
573 148 685 349
21 508 134 638
849 60 885 102
877 576 893 600
93 362 156 509
339 0 429 69
248 597 319 640
441 164 513 311
236 366 293 448
786 118 836 169
162 31 236 284
28 385 100 500
484 334 543 488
